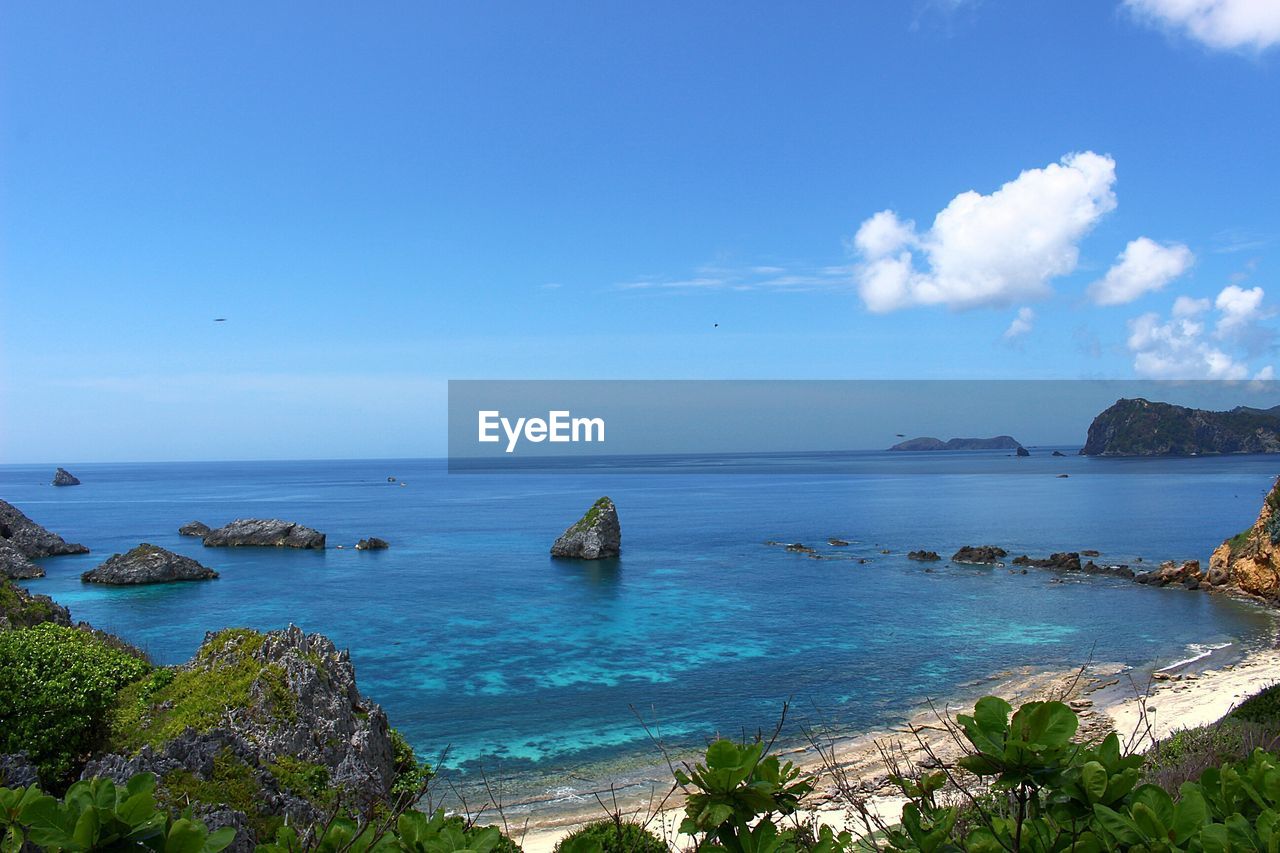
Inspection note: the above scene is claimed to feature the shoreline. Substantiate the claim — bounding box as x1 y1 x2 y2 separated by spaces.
501 634 1280 853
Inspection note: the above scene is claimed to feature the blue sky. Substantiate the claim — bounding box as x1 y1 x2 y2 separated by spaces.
2 1 1278 461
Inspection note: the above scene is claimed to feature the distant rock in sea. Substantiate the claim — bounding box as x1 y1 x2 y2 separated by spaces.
355 537 389 551
908 550 941 561
951 545 1008 565
1052 450 1066 457
890 436 1024 452
551 497 620 560
82 543 219 585
1016 446 1030 457
202 519 326 549
52 467 81 486
1081 398 1280 456
1012 552 1081 571
828 538 850 546
0 498 89 558
179 521 212 537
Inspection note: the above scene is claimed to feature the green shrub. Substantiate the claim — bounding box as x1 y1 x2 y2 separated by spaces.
554 819 665 853
0 772 234 852
0 623 151 788
1233 682 1280 724
388 727 433 803
256 806 519 852
109 628 293 753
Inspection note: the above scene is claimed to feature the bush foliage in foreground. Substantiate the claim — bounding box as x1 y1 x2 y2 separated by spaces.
0 624 150 788
12 688 1280 850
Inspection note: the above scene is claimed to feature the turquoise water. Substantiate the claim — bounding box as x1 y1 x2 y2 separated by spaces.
3 452 1278 803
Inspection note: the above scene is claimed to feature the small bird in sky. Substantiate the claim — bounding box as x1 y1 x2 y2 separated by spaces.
896 433 905 437
213 318 227 322
713 323 719 328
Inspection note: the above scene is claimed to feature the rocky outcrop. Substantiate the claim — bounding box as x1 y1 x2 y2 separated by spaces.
85 625 400 849
52 468 81 486
0 576 72 630
1012 552 1082 571
951 545 1008 565
203 519 326 549
179 521 212 537
1052 450 1067 457
0 499 89 557
890 436 1024 451
1135 559 1205 589
0 539 43 579
1208 478 1280 599
1081 398 1280 456
355 537 389 550
0 753 39 787
1016 446 1031 457
82 544 219 585
550 497 620 559
827 538 850 547
908 550 941 561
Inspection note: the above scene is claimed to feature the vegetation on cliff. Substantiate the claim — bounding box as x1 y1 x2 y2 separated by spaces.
1081 398 1280 456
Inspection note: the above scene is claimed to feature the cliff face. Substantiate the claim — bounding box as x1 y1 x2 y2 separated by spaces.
1210 477 1280 599
1081 398 1280 456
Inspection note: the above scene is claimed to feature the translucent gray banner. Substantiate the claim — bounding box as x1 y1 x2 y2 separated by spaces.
447 380 1280 473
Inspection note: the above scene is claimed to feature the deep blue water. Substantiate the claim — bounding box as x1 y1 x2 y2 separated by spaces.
3 452 1279 802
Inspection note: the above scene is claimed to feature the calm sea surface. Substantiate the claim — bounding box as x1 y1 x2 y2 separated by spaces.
3 452 1278 805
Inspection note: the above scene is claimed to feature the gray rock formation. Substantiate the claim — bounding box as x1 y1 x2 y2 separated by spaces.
51 467 81 486
1016 446 1031 457
82 543 219 585
1012 552 1082 571
0 538 43 579
179 521 212 537
908 550 941 561
202 519 326 549
951 545 1008 565
550 497 620 559
355 537 389 550
83 624 398 850
0 499 89 557
0 753 39 787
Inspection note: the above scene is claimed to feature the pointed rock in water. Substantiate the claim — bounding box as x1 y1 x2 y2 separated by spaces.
51 467 81 486
0 539 43 579
82 543 219 585
551 496 620 559
1016 446 1030 457
0 499 89 557
179 521 212 537
202 518 326 549
355 537 389 550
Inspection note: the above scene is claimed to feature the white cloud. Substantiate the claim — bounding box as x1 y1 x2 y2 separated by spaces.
1087 237 1194 305
1125 0 1280 50
1004 307 1036 340
852 151 1118 312
1128 285 1274 378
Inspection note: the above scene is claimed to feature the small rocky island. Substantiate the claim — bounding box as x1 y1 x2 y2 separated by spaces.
202 518 326 549
890 436 1024 451
951 545 1008 565
51 467 81 486
551 496 620 559
0 498 89 579
356 537 389 550
179 520 212 537
82 543 219 585
1081 398 1280 456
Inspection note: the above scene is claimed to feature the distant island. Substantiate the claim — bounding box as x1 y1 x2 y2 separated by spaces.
1081 398 1280 456
889 435 1024 451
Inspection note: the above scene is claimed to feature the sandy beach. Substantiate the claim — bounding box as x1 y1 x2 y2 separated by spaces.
506 640 1280 853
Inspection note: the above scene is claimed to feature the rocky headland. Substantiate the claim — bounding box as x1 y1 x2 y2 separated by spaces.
82 543 219 585
1081 398 1280 456
550 496 620 559
1207 475 1280 600
0 498 89 579
202 519 326 549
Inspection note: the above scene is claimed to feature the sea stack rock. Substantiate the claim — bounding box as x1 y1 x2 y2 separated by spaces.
82 543 219 585
551 497 620 560
1016 446 1030 457
355 537 389 550
179 521 212 537
0 499 89 557
51 468 81 486
202 519 326 549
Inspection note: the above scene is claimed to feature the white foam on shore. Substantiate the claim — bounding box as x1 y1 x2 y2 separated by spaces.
1157 641 1232 672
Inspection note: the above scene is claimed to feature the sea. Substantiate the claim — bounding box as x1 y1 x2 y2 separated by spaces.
3 450 1278 813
